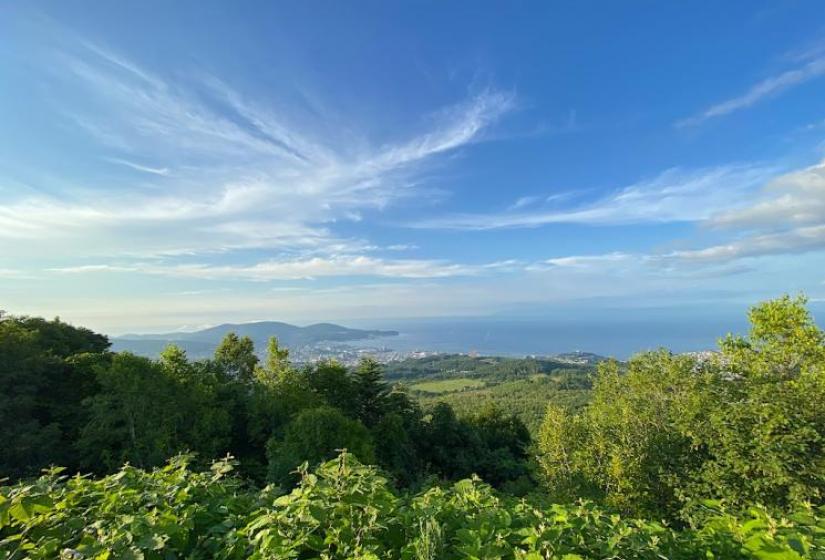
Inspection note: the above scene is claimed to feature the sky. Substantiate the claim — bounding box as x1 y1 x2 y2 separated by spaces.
2 1 825 334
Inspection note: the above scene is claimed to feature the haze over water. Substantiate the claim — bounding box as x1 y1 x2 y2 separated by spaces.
360 303 825 359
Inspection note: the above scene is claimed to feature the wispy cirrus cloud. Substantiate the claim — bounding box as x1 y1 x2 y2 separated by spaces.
677 52 825 127
105 158 170 176
447 156 825 268
414 164 776 230
538 252 634 268
49 255 523 281
522 158 825 266
0 38 513 266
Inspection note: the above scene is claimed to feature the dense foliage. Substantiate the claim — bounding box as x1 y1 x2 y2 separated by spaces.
538 295 825 521
415 377 591 434
0 316 108 478
386 354 592 383
0 315 532 491
3 453 823 559
3 295 825 557
389 354 594 433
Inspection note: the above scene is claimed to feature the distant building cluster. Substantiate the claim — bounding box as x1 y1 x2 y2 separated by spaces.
290 342 440 366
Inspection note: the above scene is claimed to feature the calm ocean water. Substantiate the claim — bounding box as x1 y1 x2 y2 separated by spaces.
364 320 741 360
354 304 818 359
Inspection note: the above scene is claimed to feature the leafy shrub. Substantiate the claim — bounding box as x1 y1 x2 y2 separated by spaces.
3 453 824 559
0 455 256 559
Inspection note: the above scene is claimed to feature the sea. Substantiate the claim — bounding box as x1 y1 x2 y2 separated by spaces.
353 302 825 360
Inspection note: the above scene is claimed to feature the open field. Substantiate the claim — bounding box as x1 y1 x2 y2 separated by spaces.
416 377 591 433
408 377 486 393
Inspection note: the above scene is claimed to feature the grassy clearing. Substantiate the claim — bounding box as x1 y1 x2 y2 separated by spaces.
418 378 591 433
408 377 486 393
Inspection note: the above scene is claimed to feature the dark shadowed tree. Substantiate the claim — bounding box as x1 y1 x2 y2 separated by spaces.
306 360 357 413
266 406 374 486
0 316 108 478
466 404 532 488
419 403 483 481
79 353 179 471
352 358 389 427
372 412 421 486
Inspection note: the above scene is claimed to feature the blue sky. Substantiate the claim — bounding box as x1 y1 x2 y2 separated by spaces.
2 1 825 333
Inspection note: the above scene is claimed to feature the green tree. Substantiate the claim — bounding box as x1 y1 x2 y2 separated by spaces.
684 295 825 512
537 295 825 519
79 353 179 470
0 316 108 478
256 336 290 383
158 344 190 381
245 369 320 470
466 404 532 489
214 333 258 382
158 345 233 460
538 351 701 517
266 406 374 485
419 402 483 481
306 359 357 412
372 412 421 485
352 358 389 427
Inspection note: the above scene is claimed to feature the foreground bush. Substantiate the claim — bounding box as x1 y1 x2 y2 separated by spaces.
2 453 824 559
539 295 825 520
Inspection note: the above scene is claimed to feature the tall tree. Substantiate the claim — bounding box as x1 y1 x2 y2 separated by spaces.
214 333 258 382
261 336 290 381
79 353 179 471
158 345 233 459
352 358 389 427
419 403 483 481
466 404 532 489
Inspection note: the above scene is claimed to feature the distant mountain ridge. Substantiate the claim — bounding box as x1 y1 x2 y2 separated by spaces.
112 321 398 358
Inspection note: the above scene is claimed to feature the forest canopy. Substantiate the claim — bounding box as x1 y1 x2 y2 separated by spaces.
2 295 825 558
0 312 532 491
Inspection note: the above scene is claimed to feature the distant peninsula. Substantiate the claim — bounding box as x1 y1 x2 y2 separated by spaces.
112 321 398 358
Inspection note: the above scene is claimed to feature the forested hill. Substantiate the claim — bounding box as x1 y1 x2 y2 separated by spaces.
384 353 601 381
387 353 596 432
112 321 398 358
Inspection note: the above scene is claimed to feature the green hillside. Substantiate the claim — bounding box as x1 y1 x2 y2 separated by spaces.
3 296 825 558
389 354 595 432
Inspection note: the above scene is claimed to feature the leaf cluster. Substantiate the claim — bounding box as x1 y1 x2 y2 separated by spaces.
3 453 823 559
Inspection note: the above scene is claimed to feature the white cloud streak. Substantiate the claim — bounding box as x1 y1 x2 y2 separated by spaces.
709 160 825 229
656 157 825 263
0 268 32 279
539 252 634 268
0 41 513 264
665 225 825 262
49 256 523 281
677 55 825 127
414 165 775 230
471 156 825 268
105 158 170 176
